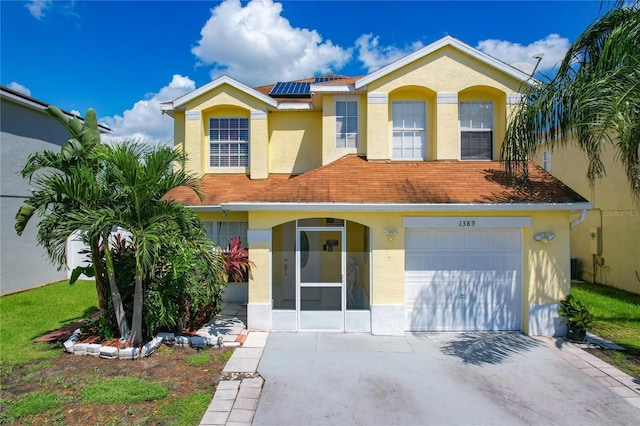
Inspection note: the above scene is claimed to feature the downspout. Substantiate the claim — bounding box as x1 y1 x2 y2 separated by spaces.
570 208 588 229
569 208 589 283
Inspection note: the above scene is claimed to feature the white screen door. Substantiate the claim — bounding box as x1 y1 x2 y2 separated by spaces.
297 226 345 331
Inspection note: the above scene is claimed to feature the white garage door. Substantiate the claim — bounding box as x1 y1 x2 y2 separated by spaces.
405 227 522 331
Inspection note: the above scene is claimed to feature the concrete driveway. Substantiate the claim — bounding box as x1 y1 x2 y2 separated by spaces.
253 332 640 425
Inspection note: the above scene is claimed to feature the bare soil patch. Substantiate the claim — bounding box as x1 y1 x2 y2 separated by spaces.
2 328 232 425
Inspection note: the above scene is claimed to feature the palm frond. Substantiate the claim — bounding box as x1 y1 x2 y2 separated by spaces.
502 2 640 199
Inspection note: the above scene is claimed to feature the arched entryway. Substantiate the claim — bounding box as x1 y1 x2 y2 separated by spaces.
271 218 371 331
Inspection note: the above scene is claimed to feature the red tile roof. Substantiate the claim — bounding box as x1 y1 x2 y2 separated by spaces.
166 173 291 206
167 155 587 207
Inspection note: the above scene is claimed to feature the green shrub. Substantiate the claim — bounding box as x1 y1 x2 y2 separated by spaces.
95 226 225 340
558 294 594 330
144 227 225 336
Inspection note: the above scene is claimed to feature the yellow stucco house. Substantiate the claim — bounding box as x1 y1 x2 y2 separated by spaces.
534 141 640 295
161 36 590 336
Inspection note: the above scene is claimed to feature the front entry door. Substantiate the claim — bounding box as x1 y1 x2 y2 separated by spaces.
297 227 345 331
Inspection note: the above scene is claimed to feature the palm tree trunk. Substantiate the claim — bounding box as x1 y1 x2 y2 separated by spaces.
129 271 144 345
90 237 108 311
103 234 130 339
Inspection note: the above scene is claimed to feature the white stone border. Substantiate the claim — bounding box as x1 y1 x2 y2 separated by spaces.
63 330 240 361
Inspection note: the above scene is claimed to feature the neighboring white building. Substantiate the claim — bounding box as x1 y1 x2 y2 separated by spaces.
0 85 110 295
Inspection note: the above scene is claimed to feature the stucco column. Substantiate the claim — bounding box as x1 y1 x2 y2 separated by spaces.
436 93 459 160
250 110 269 180
246 228 271 331
366 92 389 161
527 211 571 336
371 222 405 335
184 110 203 175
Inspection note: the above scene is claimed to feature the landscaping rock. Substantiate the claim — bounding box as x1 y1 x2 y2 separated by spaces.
141 336 163 357
86 343 101 357
73 343 88 355
157 332 175 346
63 328 82 353
190 336 207 350
119 347 140 360
99 346 118 360
175 336 190 347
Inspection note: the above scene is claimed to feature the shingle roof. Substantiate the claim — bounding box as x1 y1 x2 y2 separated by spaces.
166 173 291 206
167 155 587 207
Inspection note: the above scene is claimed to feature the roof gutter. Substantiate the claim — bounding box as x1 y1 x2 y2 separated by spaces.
188 205 226 214
216 201 593 213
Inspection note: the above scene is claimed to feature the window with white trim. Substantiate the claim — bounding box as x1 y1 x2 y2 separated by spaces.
203 221 249 250
335 101 358 148
542 150 552 171
392 101 426 160
209 117 249 167
459 101 493 160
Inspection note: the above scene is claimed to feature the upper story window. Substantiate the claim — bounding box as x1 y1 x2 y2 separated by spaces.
392 101 426 160
459 101 493 160
335 101 358 148
210 117 249 168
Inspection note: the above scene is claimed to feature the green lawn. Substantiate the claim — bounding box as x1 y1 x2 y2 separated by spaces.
571 281 640 378
0 279 230 425
0 280 99 372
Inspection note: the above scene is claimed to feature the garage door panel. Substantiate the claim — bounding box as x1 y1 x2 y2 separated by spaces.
406 270 519 303
463 255 497 270
406 271 466 302
493 229 521 249
464 230 491 249
406 253 463 271
405 231 434 249
405 228 522 332
405 304 522 331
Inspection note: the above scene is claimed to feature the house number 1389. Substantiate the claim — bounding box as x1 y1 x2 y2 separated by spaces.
459 220 476 227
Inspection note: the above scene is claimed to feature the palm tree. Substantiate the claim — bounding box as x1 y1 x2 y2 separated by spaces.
16 107 131 339
17 108 211 345
16 107 110 309
95 142 204 345
502 2 640 199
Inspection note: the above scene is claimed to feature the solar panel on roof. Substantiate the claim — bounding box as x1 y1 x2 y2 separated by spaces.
313 77 341 83
269 81 310 97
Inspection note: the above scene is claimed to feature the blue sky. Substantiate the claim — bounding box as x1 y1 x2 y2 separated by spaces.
1 0 610 144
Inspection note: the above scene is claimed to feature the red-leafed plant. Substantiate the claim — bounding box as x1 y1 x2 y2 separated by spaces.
221 236 254 283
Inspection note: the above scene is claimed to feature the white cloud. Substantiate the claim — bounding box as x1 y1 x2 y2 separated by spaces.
476 34 570 74
7 82 31 96
25 0 52 20
355 34 424 73
192 0 351 85
101 74 196 146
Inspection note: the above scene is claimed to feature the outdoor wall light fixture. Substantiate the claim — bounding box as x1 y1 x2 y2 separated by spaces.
534 232 555 243
384 229 398 241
